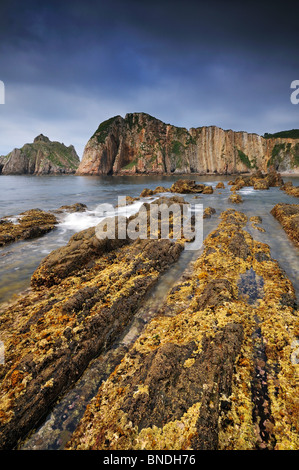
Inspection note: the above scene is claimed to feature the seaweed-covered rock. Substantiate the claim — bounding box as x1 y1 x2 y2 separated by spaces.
153 186 170 194
170 179 205 194
56 203 87 213
203 207 216 219
0 203 186 449
202 185 213 194
0 209 58 246
229 192 243 204
271 203 299 247
282 185 299 198
140 188 154 197
254 179 269 190
66 209 298 451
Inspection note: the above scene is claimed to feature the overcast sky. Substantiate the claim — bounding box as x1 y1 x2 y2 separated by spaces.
0 0 298 158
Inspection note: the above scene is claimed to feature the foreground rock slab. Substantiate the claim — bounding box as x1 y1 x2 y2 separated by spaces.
67 209 299 451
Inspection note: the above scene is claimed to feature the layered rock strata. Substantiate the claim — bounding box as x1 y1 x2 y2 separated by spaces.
67 209 299 450
0 199 187 449
76 113 299 175
0 134 80 175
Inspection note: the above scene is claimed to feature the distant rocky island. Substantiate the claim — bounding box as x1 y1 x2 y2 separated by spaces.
0 134 80 175
76 112 299 176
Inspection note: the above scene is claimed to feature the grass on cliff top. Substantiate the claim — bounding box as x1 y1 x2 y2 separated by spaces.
20 141 79 169
91 116 121 144
264 129 299 139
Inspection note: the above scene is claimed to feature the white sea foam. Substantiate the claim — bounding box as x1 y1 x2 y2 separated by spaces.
59 200 145 233
239 187 255 194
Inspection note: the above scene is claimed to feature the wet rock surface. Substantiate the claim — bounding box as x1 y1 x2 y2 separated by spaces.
0 202 188 449
228 168 284 190
271 204 299 247
280 181 299 198
169 179 205 194
229 192 243 204
0 209 58 246
66 209 299 450
55 203 88 213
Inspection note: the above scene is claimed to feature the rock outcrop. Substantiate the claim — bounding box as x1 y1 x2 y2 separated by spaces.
227 168 284 191
0 135 80 175
76 113 299 175
0 209 58 246
280 181 299 198
271 204 299 247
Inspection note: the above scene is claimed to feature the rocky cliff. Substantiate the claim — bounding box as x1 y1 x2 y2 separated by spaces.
0 134 80 175
76 113 299 175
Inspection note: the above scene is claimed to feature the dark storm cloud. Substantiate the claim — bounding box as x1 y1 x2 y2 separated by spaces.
0 0 298 157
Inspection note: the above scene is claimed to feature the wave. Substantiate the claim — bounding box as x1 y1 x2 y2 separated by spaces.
59 200 145 233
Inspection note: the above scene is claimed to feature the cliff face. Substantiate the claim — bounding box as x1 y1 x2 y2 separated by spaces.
0 134 80 175
77 113 299 175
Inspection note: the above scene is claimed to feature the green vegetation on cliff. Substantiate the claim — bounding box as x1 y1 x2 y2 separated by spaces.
236 149 252 168
91 116 120 144
264 129 299 139
0 134 80 174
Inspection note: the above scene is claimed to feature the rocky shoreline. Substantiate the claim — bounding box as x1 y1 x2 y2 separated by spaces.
0 171 298 450
66 209 299 450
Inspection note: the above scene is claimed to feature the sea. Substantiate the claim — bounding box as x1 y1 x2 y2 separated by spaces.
0 173 299 306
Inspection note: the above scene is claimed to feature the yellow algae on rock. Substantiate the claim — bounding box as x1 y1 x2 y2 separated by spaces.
66 209 298 451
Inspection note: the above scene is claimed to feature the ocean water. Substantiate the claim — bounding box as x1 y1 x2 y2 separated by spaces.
0 173 299 304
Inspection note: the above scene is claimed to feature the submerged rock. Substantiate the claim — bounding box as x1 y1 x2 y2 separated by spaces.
203 207 216 218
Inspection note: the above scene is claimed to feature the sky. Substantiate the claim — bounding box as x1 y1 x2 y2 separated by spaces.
0 0 298 158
